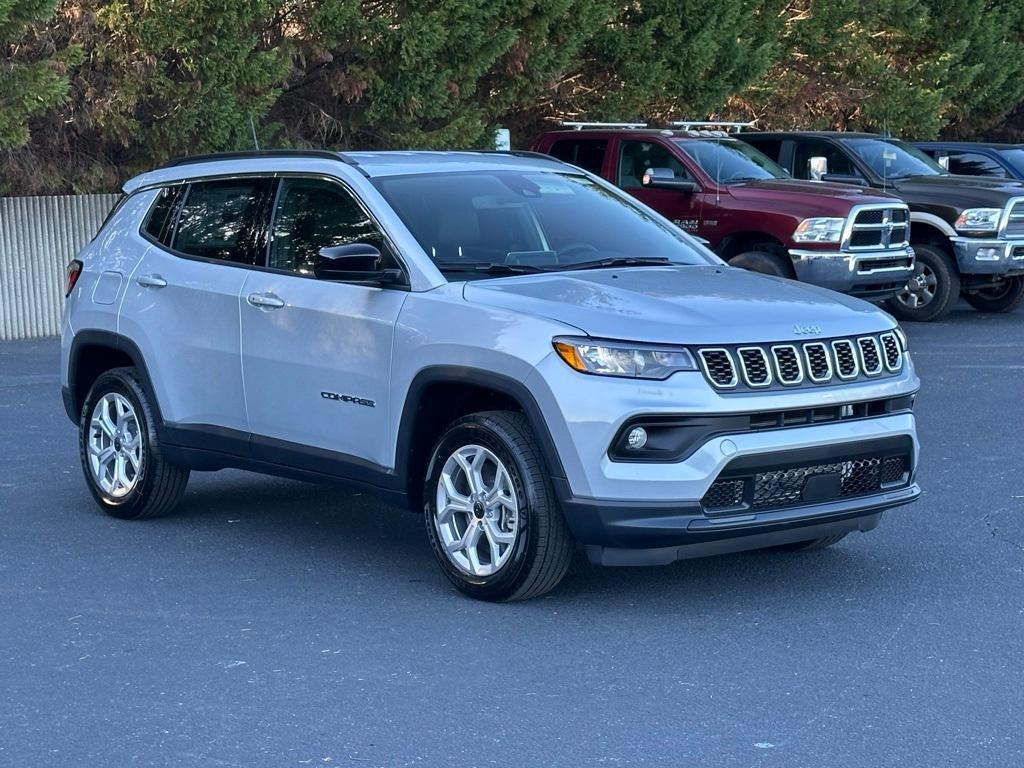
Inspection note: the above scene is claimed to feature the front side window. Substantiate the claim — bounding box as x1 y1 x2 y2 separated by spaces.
373 170 714 276
269 178 392 274
842 138 946 180
946 151 1009 178
171 178 272 264
548 139 607 175
673 139 788 183
791 138 860 179
618 141 690 189
997 148 1024 177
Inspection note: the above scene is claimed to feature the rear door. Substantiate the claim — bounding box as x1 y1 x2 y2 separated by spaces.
238 176 407 471
118 177 273 436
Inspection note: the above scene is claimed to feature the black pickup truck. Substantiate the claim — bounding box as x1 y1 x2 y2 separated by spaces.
741 131 1024 321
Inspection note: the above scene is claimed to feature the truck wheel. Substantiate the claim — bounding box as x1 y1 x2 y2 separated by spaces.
773 533 848 552
963 276 1024 313
423 411 574 602
729 250 796 279
885 243 959 322
79 367 189 520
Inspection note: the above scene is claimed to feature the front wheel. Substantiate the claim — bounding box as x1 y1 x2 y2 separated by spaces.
963 276 1024 313
423 411 574 601
885 244 959 322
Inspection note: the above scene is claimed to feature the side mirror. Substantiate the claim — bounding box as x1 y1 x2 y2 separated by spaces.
821 173 868 187
808 156 828 181
937 155 950 171
642 167 698 192
314 243 403 285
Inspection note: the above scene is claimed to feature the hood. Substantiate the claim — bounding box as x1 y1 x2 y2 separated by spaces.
463 265 892 345
726 179 901 217
890 174 1024 208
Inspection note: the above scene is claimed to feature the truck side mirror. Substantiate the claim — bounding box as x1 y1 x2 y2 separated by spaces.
937 155 950 171
642 167 698 192
808 156 828 181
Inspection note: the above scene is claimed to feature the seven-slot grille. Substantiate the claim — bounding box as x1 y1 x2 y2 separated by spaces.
697 332 904 390
847 206 909 249
1004 199 1024 238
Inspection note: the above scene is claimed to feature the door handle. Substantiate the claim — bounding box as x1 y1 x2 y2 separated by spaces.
247 292 285 309
136 274 167 288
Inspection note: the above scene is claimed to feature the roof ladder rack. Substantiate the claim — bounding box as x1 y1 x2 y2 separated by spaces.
671 121 755 133
560 121 649 130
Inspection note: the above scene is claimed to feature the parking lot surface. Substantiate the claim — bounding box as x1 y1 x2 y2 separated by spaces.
1 306 1021 767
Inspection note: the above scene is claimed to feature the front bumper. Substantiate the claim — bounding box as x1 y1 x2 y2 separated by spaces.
952 237 1024 275
788 246 914 297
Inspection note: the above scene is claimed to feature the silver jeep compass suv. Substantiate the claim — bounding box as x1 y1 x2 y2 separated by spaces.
61 149 921 601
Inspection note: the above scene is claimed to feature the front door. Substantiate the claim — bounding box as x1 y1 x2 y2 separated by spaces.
613 139 705 238
239 176 408 471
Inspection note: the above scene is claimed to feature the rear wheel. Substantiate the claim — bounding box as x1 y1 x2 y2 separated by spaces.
963 275 1024 313
423 411 573 601
729 250 796 279
79 368 189 520
885 243 959 322
773 533 848 552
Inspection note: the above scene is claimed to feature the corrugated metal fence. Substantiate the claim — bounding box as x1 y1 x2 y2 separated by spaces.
0 194 120 340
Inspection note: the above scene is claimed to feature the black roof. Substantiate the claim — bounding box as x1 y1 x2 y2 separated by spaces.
913 141 1024 150
743 131 885 140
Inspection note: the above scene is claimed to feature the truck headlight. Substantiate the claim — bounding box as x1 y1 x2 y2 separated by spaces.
553 337 697 380
793 217 845 243
954 208 1002 234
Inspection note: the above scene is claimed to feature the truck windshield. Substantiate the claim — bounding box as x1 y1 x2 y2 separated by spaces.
843 138 947 179
673 139 789 183
997 148 1024 176
372 170 716 276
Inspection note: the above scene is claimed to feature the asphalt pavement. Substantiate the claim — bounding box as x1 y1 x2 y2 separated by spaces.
1 304 1021 767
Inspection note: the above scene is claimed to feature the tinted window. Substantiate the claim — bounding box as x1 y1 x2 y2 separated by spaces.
745 138 782 162
791 138 860 179
946 151 1009 178
373 171 713 274
269 178 392 274
618 141 690 189
548 139 607 175
674 139 787 182
143 186 185 245
843 138 945 179
997 148 1024 176
171 178 271 264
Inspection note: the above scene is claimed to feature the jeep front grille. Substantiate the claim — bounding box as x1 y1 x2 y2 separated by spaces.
701 452 910 514
846 205 909 250
695 333 904 391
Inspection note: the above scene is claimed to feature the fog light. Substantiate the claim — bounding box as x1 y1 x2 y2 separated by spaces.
976 247 1001 261
626 426 648 450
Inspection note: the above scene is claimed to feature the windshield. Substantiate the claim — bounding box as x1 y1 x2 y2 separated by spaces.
997 148 1024 176
843 138 946 180
674 139 789 183
372 171 715 276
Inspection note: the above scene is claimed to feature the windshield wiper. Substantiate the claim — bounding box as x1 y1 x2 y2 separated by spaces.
560 257 673 271
435 262 552 275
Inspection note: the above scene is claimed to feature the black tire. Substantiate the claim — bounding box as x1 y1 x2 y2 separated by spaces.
423 411 574 602
773 533 848 552
885 243 960 322
729 250 797 279
79 367 189 520
963 275 1024 313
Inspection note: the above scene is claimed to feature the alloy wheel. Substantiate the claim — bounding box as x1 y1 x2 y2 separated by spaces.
434 444 520 577
896 262 937 309
87 392 143 498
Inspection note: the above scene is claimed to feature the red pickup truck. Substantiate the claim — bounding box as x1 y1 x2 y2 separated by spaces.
532 126 915 299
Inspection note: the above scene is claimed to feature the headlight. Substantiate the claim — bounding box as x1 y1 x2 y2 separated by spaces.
954 208 1001 234
793 217 845 243
553 337 697 379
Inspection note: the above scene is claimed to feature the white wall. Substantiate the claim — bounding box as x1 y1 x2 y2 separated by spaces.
0 194 120 340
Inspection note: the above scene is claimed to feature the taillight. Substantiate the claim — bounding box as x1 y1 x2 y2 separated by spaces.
65 260 83 297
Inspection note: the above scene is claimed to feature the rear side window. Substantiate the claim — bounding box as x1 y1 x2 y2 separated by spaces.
171 178 272 265
142 186 186 245
747 139 782 162
946 151 1008 178
548 139 607 175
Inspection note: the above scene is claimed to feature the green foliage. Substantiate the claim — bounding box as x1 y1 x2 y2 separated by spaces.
0 0 71 149
4 0 1024 193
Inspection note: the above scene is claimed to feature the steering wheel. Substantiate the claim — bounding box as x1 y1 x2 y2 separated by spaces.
558 242 599 261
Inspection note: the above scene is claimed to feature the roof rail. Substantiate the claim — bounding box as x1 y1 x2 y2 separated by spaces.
162 149 365 173
560 121 649 130
671 121 755 134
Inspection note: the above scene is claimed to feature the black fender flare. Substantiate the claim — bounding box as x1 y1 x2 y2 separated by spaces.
65 330 161 425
